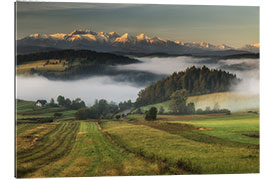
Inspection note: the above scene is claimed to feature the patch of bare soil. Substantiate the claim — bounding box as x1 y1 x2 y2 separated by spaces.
197 127 212 131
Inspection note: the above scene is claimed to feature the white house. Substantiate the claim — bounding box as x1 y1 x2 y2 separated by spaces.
35 100 47 107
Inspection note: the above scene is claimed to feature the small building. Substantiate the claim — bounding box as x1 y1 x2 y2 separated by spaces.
35 100 47 107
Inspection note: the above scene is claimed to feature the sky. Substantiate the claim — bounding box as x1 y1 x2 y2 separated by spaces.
16 2 259 48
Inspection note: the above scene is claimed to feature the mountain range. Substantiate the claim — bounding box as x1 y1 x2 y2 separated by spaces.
17 29 260 55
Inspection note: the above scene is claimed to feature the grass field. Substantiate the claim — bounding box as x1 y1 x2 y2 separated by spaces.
101 113 259 174
16 100 260 177
16 59 68 75
16 121 177 178
16 99 76 122
137 92 259 113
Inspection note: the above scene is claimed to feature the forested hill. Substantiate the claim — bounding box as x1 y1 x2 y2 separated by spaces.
135 66 240 106
16 49 139 65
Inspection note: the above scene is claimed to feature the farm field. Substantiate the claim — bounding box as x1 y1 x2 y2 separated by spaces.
16 112 259 177
101 113 259 174
16 59 68 75
16 99 76 122
16 121 177 178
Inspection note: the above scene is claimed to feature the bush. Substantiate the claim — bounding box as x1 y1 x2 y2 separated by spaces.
145 107 157 121
159 106 165 114
54 112 63 118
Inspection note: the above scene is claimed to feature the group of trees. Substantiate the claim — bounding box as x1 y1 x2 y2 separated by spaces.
138 90 231 118
196 103 231 115
48 96 86 110
75 99 119 120
17 49 139 65
118 100 134 112
135 66 240 107
169 89 195 114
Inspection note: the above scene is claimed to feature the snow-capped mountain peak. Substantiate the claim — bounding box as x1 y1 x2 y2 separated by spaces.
136 33 151 42
217 44 232 50
115 33 136 43
174 40 184 45
28 33 49 39
240 43 260 53
19 29 259 54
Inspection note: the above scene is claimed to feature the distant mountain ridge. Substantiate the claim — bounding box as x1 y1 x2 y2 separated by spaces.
17 29 260 54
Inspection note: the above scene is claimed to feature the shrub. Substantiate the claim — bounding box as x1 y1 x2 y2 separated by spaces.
145 107 157 121
54 112 63 118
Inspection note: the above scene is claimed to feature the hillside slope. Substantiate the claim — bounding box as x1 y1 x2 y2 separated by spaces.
138 92 259 113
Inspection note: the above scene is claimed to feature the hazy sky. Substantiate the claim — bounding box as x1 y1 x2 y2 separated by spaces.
16 2 259 48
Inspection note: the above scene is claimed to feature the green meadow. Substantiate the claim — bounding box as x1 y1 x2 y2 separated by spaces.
16 99 259 177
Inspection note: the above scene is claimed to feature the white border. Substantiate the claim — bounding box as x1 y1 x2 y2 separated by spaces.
1 0 269 180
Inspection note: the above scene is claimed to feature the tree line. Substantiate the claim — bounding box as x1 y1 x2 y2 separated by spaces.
135 66 240 107
17 49 139 65
141 89 230 121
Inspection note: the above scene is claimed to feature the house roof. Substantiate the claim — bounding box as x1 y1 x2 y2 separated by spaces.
36 100 47 105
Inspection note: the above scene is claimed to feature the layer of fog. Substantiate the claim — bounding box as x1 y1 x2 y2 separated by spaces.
16 75 141 106
116 56 260 94
17 56 259 109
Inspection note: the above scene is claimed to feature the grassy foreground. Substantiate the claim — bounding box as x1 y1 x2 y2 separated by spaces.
101 113 259 174
16 100 259 177
16 121 173 178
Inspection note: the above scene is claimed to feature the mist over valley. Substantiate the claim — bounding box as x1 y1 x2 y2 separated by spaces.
17 55 259 110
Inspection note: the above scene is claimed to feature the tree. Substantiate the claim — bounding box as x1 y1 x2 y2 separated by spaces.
71 98 86 110
205 106 211 113
196 108 203 114
186 102 195 114
65 98 71 108
159 106 165 114
48 98 58 107
145 107 157 121
50 98 55 104
213 103 220 111
57 95 65 106
75 108 89 120
169 89 188 114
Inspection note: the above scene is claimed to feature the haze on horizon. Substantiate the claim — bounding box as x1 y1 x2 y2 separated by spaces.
16 2 259 48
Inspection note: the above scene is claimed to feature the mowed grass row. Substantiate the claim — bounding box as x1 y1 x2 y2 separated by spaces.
101 118 259 174
16 122 80 178
17 121 169 178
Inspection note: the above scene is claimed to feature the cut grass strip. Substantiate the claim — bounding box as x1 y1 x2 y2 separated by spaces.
16 122 80 178
102 121 259 174
25 122 166 177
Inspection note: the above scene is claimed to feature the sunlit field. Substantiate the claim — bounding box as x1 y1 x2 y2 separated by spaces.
16 98 259 177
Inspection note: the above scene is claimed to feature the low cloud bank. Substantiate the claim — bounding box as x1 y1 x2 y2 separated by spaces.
17 56 259 109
